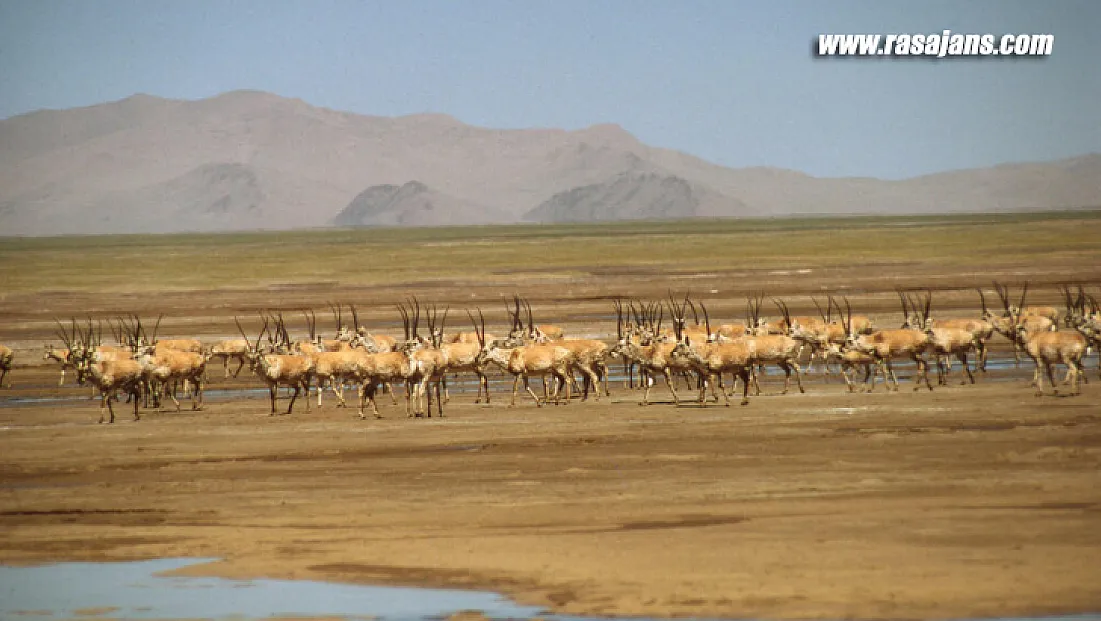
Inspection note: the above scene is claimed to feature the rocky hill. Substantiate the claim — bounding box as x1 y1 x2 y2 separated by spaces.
1 90 1097 235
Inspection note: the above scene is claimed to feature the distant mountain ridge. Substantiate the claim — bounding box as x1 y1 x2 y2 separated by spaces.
0 90 1098 234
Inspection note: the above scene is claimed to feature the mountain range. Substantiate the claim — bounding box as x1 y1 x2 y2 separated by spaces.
1 89 1097 235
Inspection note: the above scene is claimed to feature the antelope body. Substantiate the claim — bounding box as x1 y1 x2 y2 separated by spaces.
44 346 75 386
0 344 12 388
1018 325 1087 397
77 358 144 423
669 337 753 406
135 348 207 411
208 338 251 378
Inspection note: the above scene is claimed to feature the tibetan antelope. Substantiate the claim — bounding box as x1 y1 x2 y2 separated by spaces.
355 307 400 353
407 300 449 417
667 306 753 407
822 342 880 393
610 300 697 405
517 298 565 343
76 356 145 423
437 309 494 404
1016 320 1087 397
236 316 314 415
152 338 203 353
43 344 76 386
903 291 977 386
46 320 101 397
476 318 573 408
209 338 251 378
521 297 608 399
844 296 933 392
900 290 994 373
354 350 418 419
988 283 1056 367
787 296 847 375
134 346 207 411
734 299 806 395
62 326 143 424
0 344 12 388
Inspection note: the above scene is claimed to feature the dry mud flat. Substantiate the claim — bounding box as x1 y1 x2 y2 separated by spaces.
2 375 1100 620
2 215 1101 620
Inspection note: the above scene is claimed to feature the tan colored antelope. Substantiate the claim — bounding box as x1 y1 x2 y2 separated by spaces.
153 338 203 353
520 296 609 400
476 327 573 407
134 346 207 411
357 328 399 353
46 320 100 397
517 298 565 343
903 291 977 386
354 350 418 419
913 295 994 373
438 309 494 404
610 301 696 405
668 320 753 407
236 316 314 415
822 342 880 393
0 344 12 388
988 283 1057 367
404 300 448 417
209 338 251 377
844 296 933 392
43 345 75 386
787 297 847 374
310 349 371 408
65 319 143 424
1016 321 1087 397
76 356 145 423
735 300 806 395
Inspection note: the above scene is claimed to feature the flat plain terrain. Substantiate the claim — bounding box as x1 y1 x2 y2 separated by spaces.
1 213 1100 620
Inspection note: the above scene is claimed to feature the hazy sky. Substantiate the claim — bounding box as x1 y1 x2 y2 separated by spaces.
1 0 1097 179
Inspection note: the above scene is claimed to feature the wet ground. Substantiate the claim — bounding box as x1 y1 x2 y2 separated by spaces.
1 271 1101 620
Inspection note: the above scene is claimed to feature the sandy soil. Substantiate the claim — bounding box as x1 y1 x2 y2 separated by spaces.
1 278 1100 620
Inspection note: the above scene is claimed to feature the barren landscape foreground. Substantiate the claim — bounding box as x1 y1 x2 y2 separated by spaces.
2 214 1101 620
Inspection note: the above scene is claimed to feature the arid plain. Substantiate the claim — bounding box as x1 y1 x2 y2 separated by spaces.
1 214 1100 620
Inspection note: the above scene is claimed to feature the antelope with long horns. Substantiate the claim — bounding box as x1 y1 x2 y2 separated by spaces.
68 323 144 424
236 315 314 415
668 303 753 406
822 342 880 393
1015 318 1088 397
476 317 573 407
905 290 978 386
844 295 933 392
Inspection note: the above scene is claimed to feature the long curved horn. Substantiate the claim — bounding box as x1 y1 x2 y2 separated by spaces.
150 314 163 345
843 297 853 335
613 300 623 340
897 289 910 319
812 297 827 323
397 303 409 341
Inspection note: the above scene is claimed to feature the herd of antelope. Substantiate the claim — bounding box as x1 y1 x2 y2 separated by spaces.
1 283 1098 423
